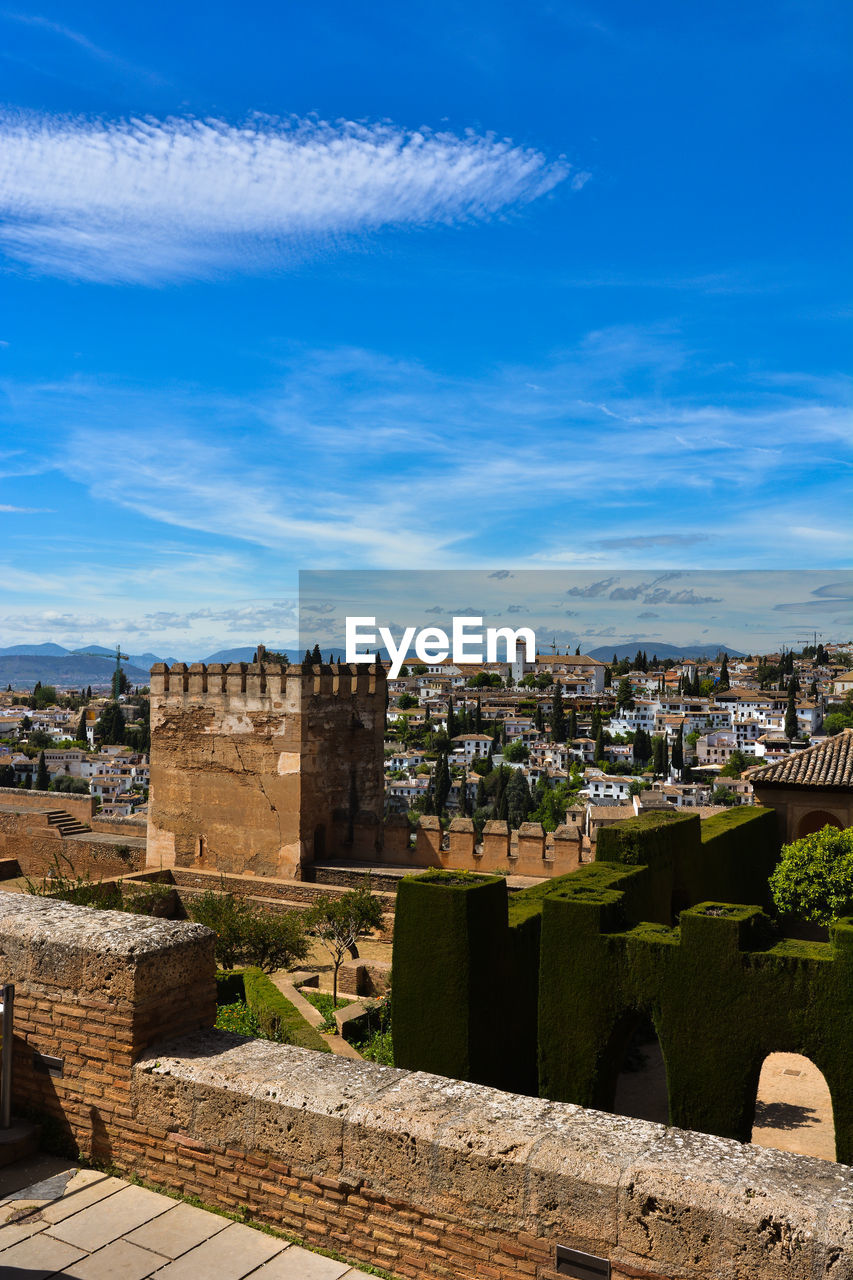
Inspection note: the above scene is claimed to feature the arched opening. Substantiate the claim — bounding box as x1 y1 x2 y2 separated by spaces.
610 1012 670 1125
752 1052 836 1162
796 811 843 839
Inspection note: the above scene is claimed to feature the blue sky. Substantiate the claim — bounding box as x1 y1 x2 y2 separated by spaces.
0 1 850 657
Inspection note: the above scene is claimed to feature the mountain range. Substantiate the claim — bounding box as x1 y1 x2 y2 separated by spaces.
587 642 745 663
0 639 745 690
0 643 300 690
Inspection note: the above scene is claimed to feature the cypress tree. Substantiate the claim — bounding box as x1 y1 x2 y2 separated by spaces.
311 643 322 664
36 750 49 791
550 681 566 742
785 685 798 740
434 753 451 815
672 723 684 775
446 697 456 740
474 697 483 733
506 769 532 829
594 726 605 763
718 653 730 691
75 711 88 743
303 649 313 664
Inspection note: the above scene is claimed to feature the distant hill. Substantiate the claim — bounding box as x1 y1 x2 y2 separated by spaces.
0 642 70 657
0 654 151 690
203 646 301 664
588 641 745 663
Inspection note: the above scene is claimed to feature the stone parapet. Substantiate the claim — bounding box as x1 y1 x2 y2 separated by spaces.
1 895 849 1279
134 1033 853 1280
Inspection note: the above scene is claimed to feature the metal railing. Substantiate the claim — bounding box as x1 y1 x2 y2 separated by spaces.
0 983 14 1129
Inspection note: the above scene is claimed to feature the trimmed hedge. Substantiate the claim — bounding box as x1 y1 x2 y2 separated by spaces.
537 891 852 1162
215 968 331 1054
391 871 512 1087
392 808 853 1163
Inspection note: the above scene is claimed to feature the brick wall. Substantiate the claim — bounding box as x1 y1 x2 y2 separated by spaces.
1 895 849 1280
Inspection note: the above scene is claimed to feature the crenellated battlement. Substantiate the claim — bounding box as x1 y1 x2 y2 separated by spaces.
149 661 385 706
147 652 387 881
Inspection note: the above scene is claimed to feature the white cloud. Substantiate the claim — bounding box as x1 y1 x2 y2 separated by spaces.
0 112 569 282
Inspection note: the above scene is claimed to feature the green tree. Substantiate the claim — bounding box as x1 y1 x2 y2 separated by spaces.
502 739 529 762
35 750 49 791
505 768 532 829
434 752 451 815
711 785 738 807
550 681 565 742
718 654 730 691
769 825 853 925
594 726 605 764
75 711 88 743
305 886 385 1011
615 677 634 711
652 734 668 778
188 891 308 973
785 685 798 740
720 749 749 778
94 703 125 746
672 723 684 776
446 697 456 740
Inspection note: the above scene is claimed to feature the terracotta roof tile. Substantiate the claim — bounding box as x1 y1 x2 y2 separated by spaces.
749 729 853 790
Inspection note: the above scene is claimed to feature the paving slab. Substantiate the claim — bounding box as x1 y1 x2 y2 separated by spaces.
0 1215 48 1249
0 1229 85 1277
46 1184 173 1251
125 1200 229 1259
60 1237 167 1280
256 1245 351 1278
149 1220 286 1279
39 1172 127 1224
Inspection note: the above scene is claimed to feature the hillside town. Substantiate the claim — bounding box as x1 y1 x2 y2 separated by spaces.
2 638 851 840
380 640 853 851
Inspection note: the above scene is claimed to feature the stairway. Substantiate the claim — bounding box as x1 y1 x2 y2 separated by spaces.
47 810 92 838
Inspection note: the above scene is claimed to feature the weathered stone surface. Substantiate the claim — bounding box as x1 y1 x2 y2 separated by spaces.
0 893 213 1003
132 1035 853 1276
146 663 386 879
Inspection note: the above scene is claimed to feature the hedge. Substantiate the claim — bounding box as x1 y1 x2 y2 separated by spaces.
392 807 853 1163
216 968 331 1054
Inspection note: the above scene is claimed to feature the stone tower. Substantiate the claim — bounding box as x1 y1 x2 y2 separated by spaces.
146 655 386 879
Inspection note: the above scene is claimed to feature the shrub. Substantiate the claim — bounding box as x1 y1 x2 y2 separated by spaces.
187 889 308 972
770 824 853 926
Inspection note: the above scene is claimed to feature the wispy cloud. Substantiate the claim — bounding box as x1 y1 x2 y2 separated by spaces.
0 112 569 282
2 11 161 82
1 326 850 580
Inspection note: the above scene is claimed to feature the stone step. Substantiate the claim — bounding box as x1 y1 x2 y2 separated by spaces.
0 1120 39 1168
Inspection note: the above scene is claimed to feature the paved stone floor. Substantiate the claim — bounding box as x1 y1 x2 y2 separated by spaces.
0 1156 380 1280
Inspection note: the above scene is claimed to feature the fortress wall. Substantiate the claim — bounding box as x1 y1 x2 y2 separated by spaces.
2 895 848 1280
0 786 94 823
146 662 386 881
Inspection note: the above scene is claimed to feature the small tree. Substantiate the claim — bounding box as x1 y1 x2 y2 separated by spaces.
615 677 634 711
188 891 308 973
306 886 385 1014
36 750 49 791
506 768 532 829
785 685 798 740
550 681 566 743
769 825 853 926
